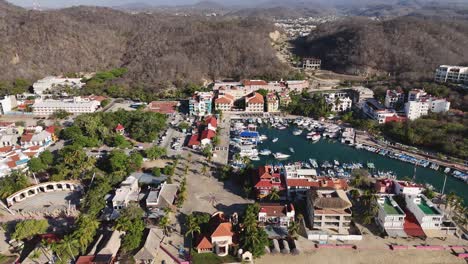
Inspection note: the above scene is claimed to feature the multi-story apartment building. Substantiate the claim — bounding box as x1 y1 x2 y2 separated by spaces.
258 203 295 227
306 189 352 234
266 92 279 112
384 89 405 109
245 92 264 112
394 181 423 195
302 57 321 70
362 99 402 124
189 91 213 116
32 97 100 116
286 176 347 200
405 194 444 229
112 176 140 212
435 65 468 84
376 195 406 235
214 94 234 112
404 89 450 120
325 93 352 112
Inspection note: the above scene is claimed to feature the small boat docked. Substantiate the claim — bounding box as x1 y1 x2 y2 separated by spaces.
289 147 295 153
309 159 318 168
307 133 321 142
259 149 272 156
273 152 290 160
292 129 303 136
249 156 260 161
259 135 268 141
272 138 279 143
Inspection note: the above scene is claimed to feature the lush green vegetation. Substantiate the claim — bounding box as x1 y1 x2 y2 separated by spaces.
145 146 167 160
0 171 31 199
285 92 331 118
382 113 467 159
114 205 145 253
61 109 166 145
240 204 269 258
12 219 49 240
0 78 31 96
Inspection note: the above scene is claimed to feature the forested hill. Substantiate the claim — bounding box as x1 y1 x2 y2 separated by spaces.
295 17 468 80
0 1 287 90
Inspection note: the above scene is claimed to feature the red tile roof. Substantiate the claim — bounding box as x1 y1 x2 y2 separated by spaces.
0 146 13 153
201 129 216 140
28 145 42 151
24 152 38 158
188 134 200 147
9 155 20 162
7 161 16 168
115 123 125 131
205 116 217 128
45 126 59 134
86 95 107 102
246 92 264 104
195 236 213 250
211 222 233 237
21 133 33 142
385 115 407 123
215 96 234 105
0 122 14 127
259 203 294 217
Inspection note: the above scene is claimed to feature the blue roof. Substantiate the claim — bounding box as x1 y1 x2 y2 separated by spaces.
240 131 259 138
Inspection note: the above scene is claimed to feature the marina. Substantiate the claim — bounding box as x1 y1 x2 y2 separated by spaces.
229 118 468 203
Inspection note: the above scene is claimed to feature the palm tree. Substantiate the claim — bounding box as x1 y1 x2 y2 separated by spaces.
185 214 201 250
267 188 281 201
159 215 171 235
288 221 300 239
233 153 241 162
73 215 99 253
243 185 252 199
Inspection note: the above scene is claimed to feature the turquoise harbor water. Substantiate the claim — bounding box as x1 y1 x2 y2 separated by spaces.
251 126 468 203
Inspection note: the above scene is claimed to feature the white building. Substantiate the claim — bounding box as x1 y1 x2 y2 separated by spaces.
405 194 443 229
32 97 100 116
405 101 429 120
394 181 423 195
284 164 317 179
33 76 84 95
376 195 406 236
384 89 405 109
214 94 234 112
0 95 17 114
362 99 401 124
325 93 352 112
350 86 374 107
112 176 140 211
404 89 450 120
435 65 468 84
258 203 295 227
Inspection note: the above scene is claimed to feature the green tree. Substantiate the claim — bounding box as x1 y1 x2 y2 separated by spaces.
115 205 145 252
28 157 47 173
267 188 280 201
39 150 54 165
152 167 162 177
288 221 300 239
52 109 71 120
145 146 167 160
12 219 49 240
0 171 30 199
159 214 171 235
240 204 269 258
100 99 111 108
73 214 100 254
108 150 128 172
185 214 201 249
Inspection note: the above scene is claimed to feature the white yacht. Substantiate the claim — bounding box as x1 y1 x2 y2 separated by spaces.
274 152 290 160
289 147 295 153
272 138 279 143
292 129 303 136
259 149 272 156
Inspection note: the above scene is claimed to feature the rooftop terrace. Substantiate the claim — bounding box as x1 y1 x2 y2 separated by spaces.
418 198 440 215
383 197 404 215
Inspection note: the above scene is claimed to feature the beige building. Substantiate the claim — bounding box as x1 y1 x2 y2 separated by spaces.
245 92 264 112
306 189 352 234
266 92 279 112
214 94 235 112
